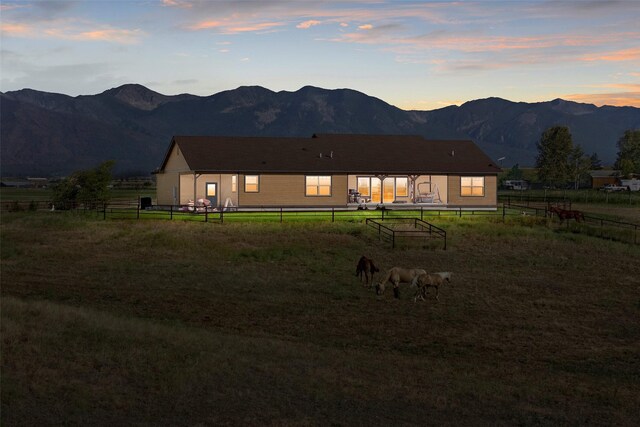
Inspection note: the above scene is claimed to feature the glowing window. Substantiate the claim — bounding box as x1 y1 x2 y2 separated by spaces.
357 177 370 196
231 175 237 193
245 175 259 192
306 176 332 196
461 176 485 196
396 177 408 197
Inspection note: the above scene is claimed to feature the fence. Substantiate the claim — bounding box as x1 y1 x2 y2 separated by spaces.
505 201 639 245
365 217 447 249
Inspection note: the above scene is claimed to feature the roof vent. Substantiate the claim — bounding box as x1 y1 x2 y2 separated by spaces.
330 151 333 159
319 152 323 158
451 150 455 157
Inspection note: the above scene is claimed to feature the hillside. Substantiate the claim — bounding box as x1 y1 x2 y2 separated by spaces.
1 84 638 176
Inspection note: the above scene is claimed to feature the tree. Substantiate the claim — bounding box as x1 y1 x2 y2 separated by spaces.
589 152 602 170
536 126 574 187
504 163 523 181
615 130 640 176
52 161 115 210
569 145 592 189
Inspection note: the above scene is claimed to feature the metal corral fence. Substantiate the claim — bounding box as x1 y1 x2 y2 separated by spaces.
366 217 447 250
505 200 639 245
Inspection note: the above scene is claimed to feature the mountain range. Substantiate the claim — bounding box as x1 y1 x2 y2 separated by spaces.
1 84 639 177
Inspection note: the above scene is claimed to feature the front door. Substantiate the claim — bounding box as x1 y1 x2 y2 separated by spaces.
206 182 217 207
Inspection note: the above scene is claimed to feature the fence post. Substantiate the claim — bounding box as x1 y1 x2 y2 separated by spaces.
205 208 208 223
502 203 506 222
170 205 173 220
220 208 224 224
332 207 335 222
459 207 462 218
137 196 140 220
280 207 283 223
420 206 423 221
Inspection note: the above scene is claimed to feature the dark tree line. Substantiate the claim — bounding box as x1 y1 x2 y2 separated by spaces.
535 127 639 188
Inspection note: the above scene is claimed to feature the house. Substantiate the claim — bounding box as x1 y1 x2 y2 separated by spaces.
154 134 502 210
589 170 620 189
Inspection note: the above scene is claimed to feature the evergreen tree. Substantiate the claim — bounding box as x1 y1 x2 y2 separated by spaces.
589 152 602 170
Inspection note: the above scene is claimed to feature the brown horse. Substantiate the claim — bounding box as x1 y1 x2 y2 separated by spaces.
355 255 379 287
549 206 584 222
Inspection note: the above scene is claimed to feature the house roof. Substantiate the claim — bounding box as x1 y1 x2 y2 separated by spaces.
159 134 501 175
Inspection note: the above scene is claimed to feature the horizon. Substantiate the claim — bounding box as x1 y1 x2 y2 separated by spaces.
1 1 639 110
5 82 639 112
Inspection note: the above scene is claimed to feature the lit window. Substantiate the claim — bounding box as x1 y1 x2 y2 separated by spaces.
396 177 408 197
245 175 259 192
461 177 485 196
231 175 237 193
357 177 370 196
306 176 332 196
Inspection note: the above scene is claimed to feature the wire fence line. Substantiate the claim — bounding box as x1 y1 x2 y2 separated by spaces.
3 196 637 245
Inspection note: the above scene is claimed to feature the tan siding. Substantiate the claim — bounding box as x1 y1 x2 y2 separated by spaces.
447 175 497 207
239 174 348 206
156 173 179 205
156 144 190 205
164 144 190 172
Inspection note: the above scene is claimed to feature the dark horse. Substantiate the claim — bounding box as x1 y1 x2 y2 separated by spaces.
355 255 380 287
549 205 585 222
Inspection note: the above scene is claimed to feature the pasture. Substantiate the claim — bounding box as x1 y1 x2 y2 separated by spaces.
2 212 639 425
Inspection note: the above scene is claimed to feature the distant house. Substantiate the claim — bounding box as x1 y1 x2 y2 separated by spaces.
589 170 620 189
154 134 502 209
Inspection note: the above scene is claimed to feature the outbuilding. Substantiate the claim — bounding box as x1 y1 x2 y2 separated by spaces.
154 134 502 210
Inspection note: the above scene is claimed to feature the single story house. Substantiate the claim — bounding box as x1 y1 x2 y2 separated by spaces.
154 134 502 210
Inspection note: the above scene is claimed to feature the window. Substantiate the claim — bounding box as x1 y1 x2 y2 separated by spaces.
396 177 408 197
357 177 370 196
231 175 237 193
461 176 485 196
245 175 259 192
306 176 332 196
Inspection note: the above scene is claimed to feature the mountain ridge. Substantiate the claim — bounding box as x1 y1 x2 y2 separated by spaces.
1 84 638 176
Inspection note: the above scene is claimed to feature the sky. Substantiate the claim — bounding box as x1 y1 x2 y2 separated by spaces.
1 0 639 111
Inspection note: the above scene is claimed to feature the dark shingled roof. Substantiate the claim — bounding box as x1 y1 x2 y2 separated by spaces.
159 134 501 175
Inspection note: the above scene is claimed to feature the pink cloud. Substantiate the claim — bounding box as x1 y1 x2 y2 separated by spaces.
297 20 321 29
581 47 640 62
564 91 640 107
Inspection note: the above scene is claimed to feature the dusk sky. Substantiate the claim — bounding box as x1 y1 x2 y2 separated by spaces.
1 0 639 110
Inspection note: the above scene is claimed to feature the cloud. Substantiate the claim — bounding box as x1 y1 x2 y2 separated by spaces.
581 47 640 62
358 24 373 30
297 20 321 29
564 91 640 107
40 26 144 44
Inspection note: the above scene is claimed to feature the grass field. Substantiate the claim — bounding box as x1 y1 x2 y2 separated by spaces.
2 211 639 425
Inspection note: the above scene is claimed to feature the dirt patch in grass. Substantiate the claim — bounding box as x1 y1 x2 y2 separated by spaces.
2 213 639 425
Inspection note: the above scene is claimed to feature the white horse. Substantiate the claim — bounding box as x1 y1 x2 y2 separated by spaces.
376 267 427 298
412 272 452 302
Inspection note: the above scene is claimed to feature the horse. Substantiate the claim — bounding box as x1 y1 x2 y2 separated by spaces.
549 206 584 222
376 267 427 298
412 272 452 302
355 255 379 287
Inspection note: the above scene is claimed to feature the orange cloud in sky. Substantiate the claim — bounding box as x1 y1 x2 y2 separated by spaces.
43 27 143 44
564 91 640 107
189 20 283 34
581 47 640 62
297 20 321 29
0 23 33 37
